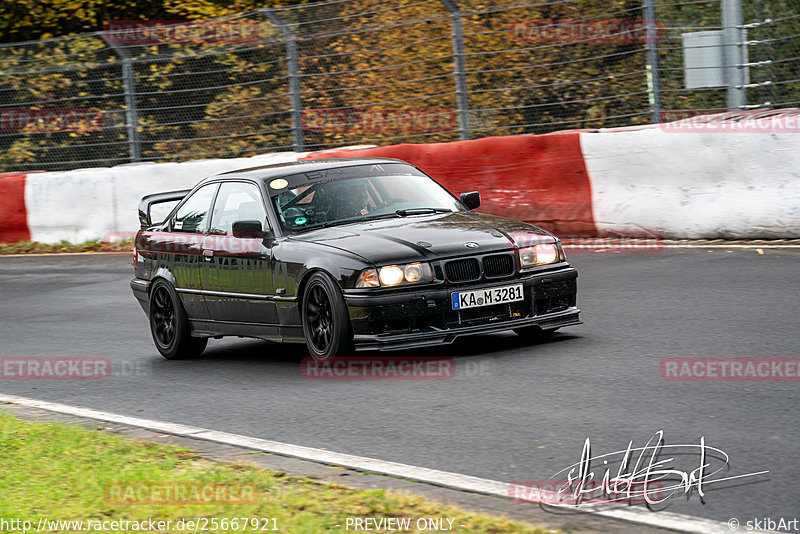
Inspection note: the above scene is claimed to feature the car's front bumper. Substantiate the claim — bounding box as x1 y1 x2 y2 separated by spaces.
344 267 580 351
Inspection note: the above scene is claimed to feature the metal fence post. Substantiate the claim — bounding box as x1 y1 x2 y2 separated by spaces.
644 0 663 123
722 0 746 109
109 42 141 162
439 0 471 141
263 9 304 152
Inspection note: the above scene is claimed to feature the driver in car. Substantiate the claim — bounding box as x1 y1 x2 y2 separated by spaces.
328 180 374 219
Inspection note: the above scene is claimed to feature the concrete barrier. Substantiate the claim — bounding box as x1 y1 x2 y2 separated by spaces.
0 172 31 243
2 111 798 244
581 127 800 239
300 132 597 235
307 112 800 239
11 151 312 244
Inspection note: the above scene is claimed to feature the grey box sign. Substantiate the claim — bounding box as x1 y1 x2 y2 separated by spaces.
682 30 748 90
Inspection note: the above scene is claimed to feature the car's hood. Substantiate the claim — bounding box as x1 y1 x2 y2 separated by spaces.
288 212 556 265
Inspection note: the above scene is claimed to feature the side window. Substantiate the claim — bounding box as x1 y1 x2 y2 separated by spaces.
172 184 217 233
209 182 267 236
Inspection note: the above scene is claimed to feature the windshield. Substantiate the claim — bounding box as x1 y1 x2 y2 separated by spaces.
270 172 464 233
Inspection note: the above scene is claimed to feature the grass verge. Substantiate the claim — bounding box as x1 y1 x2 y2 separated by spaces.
0 239 134 255
0 413 554 533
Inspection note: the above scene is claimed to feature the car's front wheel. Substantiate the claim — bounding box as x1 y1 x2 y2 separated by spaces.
301 273 352 361
149 280 207 360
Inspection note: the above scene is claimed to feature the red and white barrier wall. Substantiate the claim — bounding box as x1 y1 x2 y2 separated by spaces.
0 172 31 243
1 115 799 244
580 127 800 239
0 151 319 244
302 132 595 236
303 123 800 239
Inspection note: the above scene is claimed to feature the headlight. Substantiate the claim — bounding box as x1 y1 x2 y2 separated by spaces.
379 265 405 286
519 243 561 268
355 262 434 288
403 263 427 282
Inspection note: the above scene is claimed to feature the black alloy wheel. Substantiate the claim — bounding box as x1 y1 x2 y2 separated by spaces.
151 285 176 347
302 273 353 361
148 280 207 360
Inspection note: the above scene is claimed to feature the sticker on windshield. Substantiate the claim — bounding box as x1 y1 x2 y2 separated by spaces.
294 217 307 225
270 178 288 190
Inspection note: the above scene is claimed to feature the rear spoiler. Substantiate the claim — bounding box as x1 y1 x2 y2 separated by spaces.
138 189 190 228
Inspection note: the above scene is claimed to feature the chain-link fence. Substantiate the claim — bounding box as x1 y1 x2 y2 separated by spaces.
654 0 800 115
0 0 798 171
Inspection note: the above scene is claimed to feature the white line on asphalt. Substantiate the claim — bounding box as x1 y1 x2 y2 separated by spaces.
0 393 771 534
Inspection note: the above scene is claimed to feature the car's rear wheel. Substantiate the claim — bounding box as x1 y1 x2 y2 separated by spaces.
301 273 352 361
513 326 559 342
149 280 207 360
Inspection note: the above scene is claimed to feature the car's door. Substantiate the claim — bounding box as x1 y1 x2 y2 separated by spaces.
203 181 277 325
164 182 218 320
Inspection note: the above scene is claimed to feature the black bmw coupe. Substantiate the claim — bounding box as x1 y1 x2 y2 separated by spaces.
131 158 580 360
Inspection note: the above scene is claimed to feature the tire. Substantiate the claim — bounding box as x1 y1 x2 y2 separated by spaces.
149 279 208 360
513 326 559 342
301 272 353 361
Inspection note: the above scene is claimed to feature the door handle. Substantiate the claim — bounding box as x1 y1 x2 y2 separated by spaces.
202 249 214 261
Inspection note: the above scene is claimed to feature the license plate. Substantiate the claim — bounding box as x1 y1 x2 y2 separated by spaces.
451 284 524 310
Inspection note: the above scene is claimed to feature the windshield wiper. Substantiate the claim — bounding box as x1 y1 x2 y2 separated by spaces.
362 212 403 222
293 219 359 232
395 207 453 217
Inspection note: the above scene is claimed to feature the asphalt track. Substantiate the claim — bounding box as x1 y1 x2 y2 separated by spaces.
1 248 798 530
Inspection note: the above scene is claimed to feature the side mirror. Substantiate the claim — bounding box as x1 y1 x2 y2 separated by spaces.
460 191 481 210
232 220 272 239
